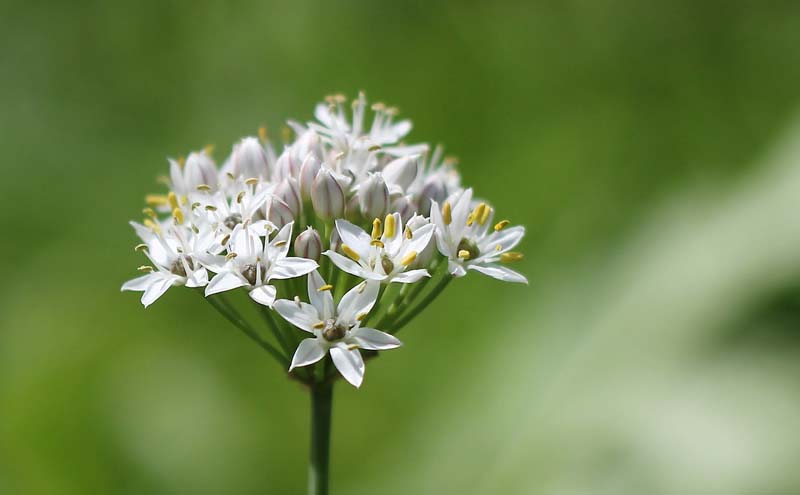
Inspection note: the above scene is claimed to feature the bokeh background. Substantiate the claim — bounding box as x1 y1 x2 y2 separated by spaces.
2 1 800 493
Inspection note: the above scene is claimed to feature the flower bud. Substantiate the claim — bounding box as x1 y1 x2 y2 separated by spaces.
406 215 436 267
266 196 294 228
299 154 321 201
294 227 322 261
418 178 446 217
232 137 269 179
382 155 419 193
391 194 416 224
311 168 345 220
359 173 389 219
184 151 218 189
274 177 302 217
329 227 342 253
273 151 300 183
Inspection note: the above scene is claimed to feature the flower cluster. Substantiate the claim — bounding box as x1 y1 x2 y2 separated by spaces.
122 93 526 387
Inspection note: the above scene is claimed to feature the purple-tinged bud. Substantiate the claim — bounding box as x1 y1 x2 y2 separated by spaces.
359 173 389 219
345 193 361 221
299 154 321 201
382 155 419 194
266 196 294 228
184 151 218 190
311 168 345 220
418 178 446 217
232 137 270 180
329 227 342 253
274 177 302 217
294 227 322 262
273 151 300 183
391 194 416 224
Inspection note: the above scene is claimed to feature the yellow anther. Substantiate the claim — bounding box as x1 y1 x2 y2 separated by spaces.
385 106 399 116
466 213 475 226
137 265 153 272
347 344 359 351
401 251 418 266
371 218 382 240
225 252 238 260
281 126 292 143
371 102 385 111
334 151 346 160
500 252 524 263
342 244 360 262
196 184 211 191
172 208 184 225
274 240 288 247
205 205 218 211
258 125 268 141
156 175 171 186
203 144 215 156
236 191 245 203
356 312 368 321
191 202 200 210
458 249 471 260
494 220 510 231
142 207 157 218
143 219 161 234
226 172 236 181
405 227 413 239
177 156 185 168
180 195 188 206
370 239 385 248
134 243 148 252
479 204 491 225
368 144 382 152
357 282 367 293
442 202 452 225
145 194 168 207
220 234 231 246
245 177 259 185
191 224 199 234
313 321 325 329
317 284 334 292
384 214 396 238
495 244 503 251
167 191 179 210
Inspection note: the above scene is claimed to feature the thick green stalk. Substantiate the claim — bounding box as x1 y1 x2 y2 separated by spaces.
308 381 333 495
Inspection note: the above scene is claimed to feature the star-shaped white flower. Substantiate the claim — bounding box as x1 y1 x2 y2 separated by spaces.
274 271 401 387
203 222 318 307
431 188 527 283
324 213 434 284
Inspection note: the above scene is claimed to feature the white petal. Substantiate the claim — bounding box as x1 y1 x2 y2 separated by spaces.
324 251 379 280
205 271 247 296
479 226 525 255
404 223 435 255
121 274 153 292
334 220 372 259
448 260 467 277
290 339 326 370
185 268 209 288
330 345 365 388
468 264 528 284
337 280 379 324
451 188 473 230
249 284 278 306
141 275 175 307
390 269 430 284
382 155 418 191
308 270 334 320
269 221 294 257
270 257 318 280
351 327 402 350
273 298 319 332
430 201 454 257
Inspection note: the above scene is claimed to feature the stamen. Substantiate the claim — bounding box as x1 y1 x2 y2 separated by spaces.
458 249 471 260
258 125 268 141
401 251 417 266
494 220 510 231
177 156 185 168
371 102 385 111
145 194 168 207
274 240 287 247
142 207 157 218
313 321 325 329
371 218 382 240
368 145 382 152
356 312 368 321
245 177 259 185
137 265 153 272
357 281 367 293
294 296 302 307
500 252 523 263
226 172 236 181
384 214 396 238
236 191 246 204
203 144 215 155
495 244 502 251
143 219 161 234
479 204 491 225
405 227 413 239
190 202 200 210
370 239 385 248
281 126 292 143
226 252 238 260
196 184 212 191
220 234 231 246
317 284 334 292
168 192 179 210
443 202 452 225
172 208 184 225
342 244 360 261
134 244 148 252
466 213 475 226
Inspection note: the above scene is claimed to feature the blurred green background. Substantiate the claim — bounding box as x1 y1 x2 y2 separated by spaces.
2 1 800 493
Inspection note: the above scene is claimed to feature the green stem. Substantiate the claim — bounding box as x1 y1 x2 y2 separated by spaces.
308 381 333 495
388 274 453 333
258 305 293 358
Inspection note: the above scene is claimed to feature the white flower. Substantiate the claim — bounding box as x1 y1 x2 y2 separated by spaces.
431 188 527 283
169 150 218 196
274 271 401 387
193 186 273 251
121 221 209 307
325 213 435 284
203 222 318 307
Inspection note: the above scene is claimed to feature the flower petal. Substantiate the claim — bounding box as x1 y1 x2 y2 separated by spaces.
249 284 278 307
269 221 294 257
324 251 378 279
404 223 435 256
205 271 247 296
468 264 528 284
121 274 153 292
334 220 372 259
289 338 326 370
351 327 402 350
337 280 379 324
448 260 467 277
141 275 175 307
330 345 365 388
270 257 318 280
273 298 319 332
308 270 335 320
185 268 208 288
390 269 430 284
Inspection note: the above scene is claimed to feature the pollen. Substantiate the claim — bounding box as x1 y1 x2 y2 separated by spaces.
494 220 510 231
401 251 418 266
347 344 359 351
145 194 168 207
143 218 161 234
342 244 360 262
479 204 491 225
168 192 179 210
203 144 215 155
196 184 211 192
317 284 334 292
368 144 382 152
134 243 148 252
142 207 157 218
226 252 238 260
458 249 471 260
172 208 184 225
384 214 396 238
137 265 153 272
495 244 502 251
236 191 246 203
220 234 230 246
356 312 368 321
313 321 325 329
245 177 259 185
204 205 218 211
443 202 452 225
258 125 268 141
405 227 413 239
370 239 385 248
371 218 382 240
274 240 288 247
500 252 524 263
466 213 474 226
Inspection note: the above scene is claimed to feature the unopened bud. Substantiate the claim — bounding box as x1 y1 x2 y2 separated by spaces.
330 228 342 253
232 137 269 179
311 168 345 220
274 178 302 217
359 173 389 219
299 154 321 201
390 195 416 224
266 196 295 228
294 227 322 261
418 178 446 217
382 155 419 192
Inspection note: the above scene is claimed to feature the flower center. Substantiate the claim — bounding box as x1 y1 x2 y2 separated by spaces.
223 213 243 230
241 261 267 285
322 319 348 342
170 256 194 277
457 238 481 261
380 255 395 275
